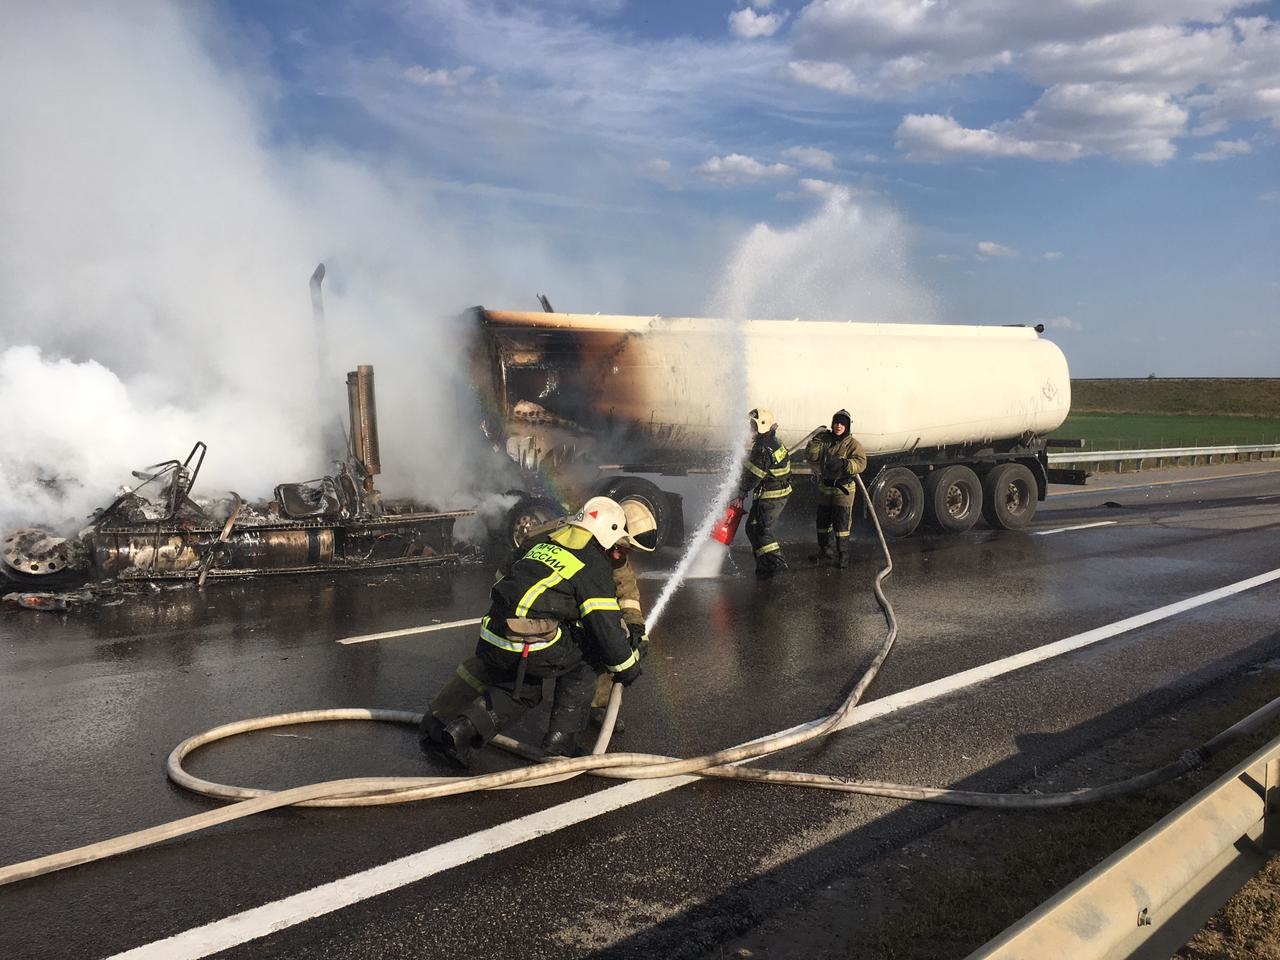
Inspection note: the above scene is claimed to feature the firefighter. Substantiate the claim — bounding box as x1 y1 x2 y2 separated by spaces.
804 408 867 568
423 496 643 766
734 407 792 580
424 498 656 746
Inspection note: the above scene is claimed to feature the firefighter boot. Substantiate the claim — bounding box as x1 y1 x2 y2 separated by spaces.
589 706 626 734
542 729 588 758
419 714 459 769
834 539 849 569
808 534 832 565
439 700 500 769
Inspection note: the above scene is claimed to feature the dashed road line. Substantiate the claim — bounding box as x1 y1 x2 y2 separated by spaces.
337 618 482 645
1032 521 1118 536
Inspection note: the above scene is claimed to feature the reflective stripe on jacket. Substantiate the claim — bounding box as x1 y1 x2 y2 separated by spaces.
741 431 792 500
487 524 634 672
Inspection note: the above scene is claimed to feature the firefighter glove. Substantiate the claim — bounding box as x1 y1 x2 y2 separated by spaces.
613 662 643 687
628 622 650 661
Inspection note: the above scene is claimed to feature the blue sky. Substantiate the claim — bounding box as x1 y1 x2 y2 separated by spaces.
209 0 1279 376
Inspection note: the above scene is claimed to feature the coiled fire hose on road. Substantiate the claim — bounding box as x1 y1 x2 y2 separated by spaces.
4 474 1280 887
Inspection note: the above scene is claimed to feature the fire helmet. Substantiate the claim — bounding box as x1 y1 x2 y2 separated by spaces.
568 496 629 549
748 407 777 435
831 409 852 433
618 498 658 552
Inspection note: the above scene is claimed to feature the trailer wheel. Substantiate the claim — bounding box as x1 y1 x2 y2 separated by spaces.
982 463 1037 530
870 467 925 538
597 477 670 548
924 465 983 533
503 495 563 549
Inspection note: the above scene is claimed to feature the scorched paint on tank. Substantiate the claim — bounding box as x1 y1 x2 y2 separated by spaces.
471 309 1071 459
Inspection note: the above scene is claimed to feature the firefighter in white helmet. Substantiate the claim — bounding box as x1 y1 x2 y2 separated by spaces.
423 496 645 766
425 496 658 751
734 407 792 579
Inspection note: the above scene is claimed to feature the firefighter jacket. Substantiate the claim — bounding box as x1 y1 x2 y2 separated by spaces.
739 431 793 500
805 431 868 495
486 524 637 673
509 518 645 627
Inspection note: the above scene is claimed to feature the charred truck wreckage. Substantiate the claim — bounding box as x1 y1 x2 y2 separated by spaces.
471 308 1081 547
1 365 469 592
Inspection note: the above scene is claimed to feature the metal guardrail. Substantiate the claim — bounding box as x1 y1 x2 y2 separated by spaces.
967 731 1280 960
1048 443 1280 469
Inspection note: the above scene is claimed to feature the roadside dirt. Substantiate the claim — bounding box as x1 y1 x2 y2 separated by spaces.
706 653 1280 960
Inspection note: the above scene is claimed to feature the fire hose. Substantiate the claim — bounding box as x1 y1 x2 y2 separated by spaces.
3 474 1279 888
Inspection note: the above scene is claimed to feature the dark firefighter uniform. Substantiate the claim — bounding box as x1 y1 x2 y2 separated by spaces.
428 524 648 733
739 422 792 579
426 522 641 762
804 408 867 568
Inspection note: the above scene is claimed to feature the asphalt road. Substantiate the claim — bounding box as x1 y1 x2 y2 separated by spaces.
2 462 1279 960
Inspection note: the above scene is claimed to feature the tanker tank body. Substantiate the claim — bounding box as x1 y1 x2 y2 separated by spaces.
469 307 1077 545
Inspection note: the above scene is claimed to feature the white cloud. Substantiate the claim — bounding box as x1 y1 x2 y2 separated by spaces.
787 59 863 95
977 240 1018 258
1191 138 1252 161
695 153 794 183
787 1 1276 162
749 0 776 8
897 83 1187 163
897 114 1084 162
932 253 962 263
730 8 789 39
1041 251 1065 261
639 157 681 190
1040 316 1083 331
403 64 477 88
783 145 837 169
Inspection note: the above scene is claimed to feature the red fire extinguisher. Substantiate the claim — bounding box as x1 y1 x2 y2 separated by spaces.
710 498 746 545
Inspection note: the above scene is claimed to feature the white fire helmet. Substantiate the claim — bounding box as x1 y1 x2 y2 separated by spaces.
749 407 777 435
618 498 658 552
568 496 629 549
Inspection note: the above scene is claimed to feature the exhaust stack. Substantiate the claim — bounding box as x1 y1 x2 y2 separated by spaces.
346 365 381 476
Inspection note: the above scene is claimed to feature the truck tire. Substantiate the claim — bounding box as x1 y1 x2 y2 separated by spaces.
924 465 983 533
870 467 925 539
597 476 670 548
503 495 563 548
982 463 1037 530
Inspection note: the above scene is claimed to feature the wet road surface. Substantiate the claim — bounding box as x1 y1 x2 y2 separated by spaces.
2 462 1279 959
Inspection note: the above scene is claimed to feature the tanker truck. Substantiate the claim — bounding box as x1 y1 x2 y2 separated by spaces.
468 308 1083 547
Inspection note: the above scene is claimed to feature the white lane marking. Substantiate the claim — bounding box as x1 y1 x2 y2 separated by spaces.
337 618 482 645
1032 521 1118 536
111 565 1280 960
1257 495 1278 501
110 777 693 960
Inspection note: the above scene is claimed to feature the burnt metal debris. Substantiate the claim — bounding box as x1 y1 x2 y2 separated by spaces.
1 365 474 593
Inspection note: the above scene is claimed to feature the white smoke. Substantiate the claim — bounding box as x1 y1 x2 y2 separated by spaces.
0 5 938 537
0 3 527 531
709 186 937 323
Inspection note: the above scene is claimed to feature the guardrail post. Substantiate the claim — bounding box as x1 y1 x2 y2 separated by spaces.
1264 757 1280 852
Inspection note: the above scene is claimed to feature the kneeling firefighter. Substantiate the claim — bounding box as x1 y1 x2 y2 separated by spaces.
734 407 792 580
424 499 657 745
804 408 867 568
424 496 644 766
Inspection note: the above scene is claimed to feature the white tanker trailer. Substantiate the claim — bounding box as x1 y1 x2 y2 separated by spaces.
468 308 1083 544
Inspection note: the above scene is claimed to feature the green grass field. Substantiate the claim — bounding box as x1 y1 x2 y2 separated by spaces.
1054 412 1280 451
1053 379 1280 450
